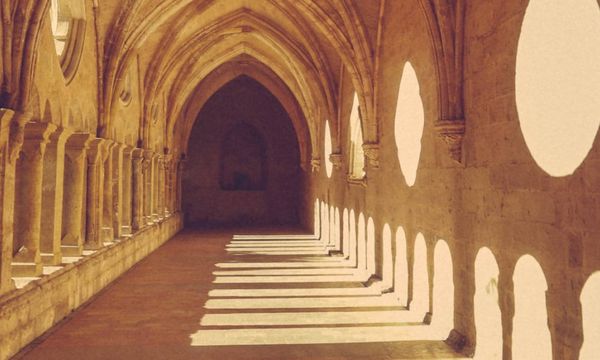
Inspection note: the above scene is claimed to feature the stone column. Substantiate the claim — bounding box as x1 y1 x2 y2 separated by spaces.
40 127 73 265
152 154 160 222
85 139 105 250
143 150 154 225
111 143 124 239
0 109 26 294
61 133 92 257
131 149 144 231
176 159 185 212
102 141 115 242
157 156 164 220
163 157 172 217
121 146 133 235
13 122 57 277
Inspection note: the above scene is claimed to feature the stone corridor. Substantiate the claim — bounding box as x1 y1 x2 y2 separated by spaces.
16 230 465 360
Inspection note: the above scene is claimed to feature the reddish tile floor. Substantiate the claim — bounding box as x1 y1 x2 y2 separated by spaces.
16 229 465 360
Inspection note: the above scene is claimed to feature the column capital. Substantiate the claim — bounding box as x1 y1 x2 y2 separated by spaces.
23 121 57 143
0 108 17 149
329 153 344 170
122 145 135 156
49 126 74 145
362 142 380 169
64 133 92 162
66 132 93 150
310 157 321 172
87 138 106 164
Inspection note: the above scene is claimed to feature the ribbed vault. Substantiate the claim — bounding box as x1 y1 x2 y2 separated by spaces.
101 0 376 164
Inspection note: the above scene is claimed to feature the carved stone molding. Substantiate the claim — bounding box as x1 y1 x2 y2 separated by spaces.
310 158 321 173
362 143 380 168
435 119 465 163
329 153 343 170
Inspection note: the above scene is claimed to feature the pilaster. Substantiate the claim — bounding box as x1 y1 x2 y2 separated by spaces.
12 121 57 276
0 109 26 294
40 127 73 265
62 133 93 256
85 138 106 250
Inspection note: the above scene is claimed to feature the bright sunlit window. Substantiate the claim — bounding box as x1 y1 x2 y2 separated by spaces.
516 0 600 176
324 120 333 178
394 62 424 186
348 93 365 179
49 0 86 81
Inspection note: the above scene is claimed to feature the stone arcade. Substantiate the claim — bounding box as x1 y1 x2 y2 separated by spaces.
0 0 599 359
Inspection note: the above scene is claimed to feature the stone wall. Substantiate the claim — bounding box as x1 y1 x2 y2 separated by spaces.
307 0 600 358
0 214 182 360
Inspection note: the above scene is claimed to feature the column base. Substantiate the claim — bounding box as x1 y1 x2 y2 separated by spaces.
11 262 42 277
61 244 83 257
41 252 62 265
121 225 132 235
102 227 114 243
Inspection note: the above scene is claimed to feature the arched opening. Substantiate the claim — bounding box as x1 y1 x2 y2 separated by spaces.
366 217 376 276
342 208 349 257
394 227 409 306
357 213 366 273
412 233 429 316
382 224 394 290
324 120 333 178
394 62 424 187
512 255 552 360
348 93 365 179
182 76 301 227
321 201 330 245
349 209 357 266
333 207 341 250
313 199 320 237
580 271 600 359
431 240 454 338
474 247 502 360
516 0 600 176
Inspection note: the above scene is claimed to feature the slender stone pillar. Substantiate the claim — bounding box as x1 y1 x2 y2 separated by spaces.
163 157 172 217
61 133 92 257
131 149 144 231
0 109 26 294
176 159 185 212
121 146 133 235
152 154 160 222
143 150 154 225
157 156 164 220
102 141 115 243
111 143 124 239
85 139 105 250
40 127 73 265
12 122 57 276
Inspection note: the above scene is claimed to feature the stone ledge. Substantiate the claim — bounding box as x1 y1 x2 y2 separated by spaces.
0 213 183 360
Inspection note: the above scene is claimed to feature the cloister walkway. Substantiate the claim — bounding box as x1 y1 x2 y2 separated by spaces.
16 229 464 360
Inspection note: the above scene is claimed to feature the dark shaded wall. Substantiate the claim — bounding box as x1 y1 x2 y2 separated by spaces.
182 76 301 227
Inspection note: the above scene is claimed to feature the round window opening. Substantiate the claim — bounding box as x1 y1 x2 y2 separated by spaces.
516 0 600 177
49 0 86 82
394 62 424 187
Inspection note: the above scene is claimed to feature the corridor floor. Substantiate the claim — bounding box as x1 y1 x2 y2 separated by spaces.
16 229 465 360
